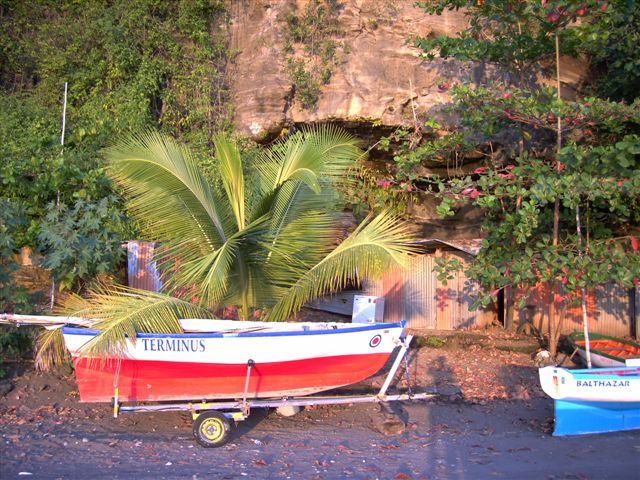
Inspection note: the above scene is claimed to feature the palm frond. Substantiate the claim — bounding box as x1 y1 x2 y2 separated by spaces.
213 134 245 230
250 125 360 224
105 130 229 252
262 212 337 278
262 125 362 191
35 328 69 371
267 181 340 241
266 211 419 321
302 124 363 183
59 284 213 357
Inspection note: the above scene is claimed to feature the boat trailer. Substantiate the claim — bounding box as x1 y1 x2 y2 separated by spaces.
111 335 435 447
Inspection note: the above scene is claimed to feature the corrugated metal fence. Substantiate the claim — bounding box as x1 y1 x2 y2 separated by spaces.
516 282 635 337
126 241 162 292
364 251 496 330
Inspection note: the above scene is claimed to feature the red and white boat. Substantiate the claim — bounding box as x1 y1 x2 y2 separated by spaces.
61 319 406 403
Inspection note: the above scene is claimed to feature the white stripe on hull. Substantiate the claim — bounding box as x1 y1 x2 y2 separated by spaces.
63 322 404 364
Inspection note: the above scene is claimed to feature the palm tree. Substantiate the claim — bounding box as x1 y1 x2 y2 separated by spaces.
43 125 417 359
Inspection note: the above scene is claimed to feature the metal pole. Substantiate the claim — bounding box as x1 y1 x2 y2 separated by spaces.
576 204 592 368
60 82 67 147
378 335 413 397
50 82 68 310
241 359 254 415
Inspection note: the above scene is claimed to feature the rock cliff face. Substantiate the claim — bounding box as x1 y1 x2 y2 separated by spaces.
230 0 467 139
229 0 585 140
228 0 586 239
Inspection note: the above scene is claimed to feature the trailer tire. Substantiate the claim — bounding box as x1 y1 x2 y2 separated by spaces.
193 411 231 448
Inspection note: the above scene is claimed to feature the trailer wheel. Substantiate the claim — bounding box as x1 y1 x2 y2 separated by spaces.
193 411 231 448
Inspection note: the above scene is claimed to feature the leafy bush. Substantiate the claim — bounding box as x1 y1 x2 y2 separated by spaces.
0 326 33 378
38 196 128 291
0 199 31 312
0 1 232 293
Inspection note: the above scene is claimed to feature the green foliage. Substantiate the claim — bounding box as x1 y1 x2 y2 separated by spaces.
0 199 37 375
283 0 344 109
345 119 473 217
344 168 412 219
0 0 231 143
0 326 33 378
413 334 446 349
0 199 30 313
432 97 640 308
415 0 640 101
586 0 640 102
0 0 233 292
447 84 639 155
413 1 640 358
57 126 418 357
38 197 128 291
286 58 321 110
415 0 613 84
434 256 464 284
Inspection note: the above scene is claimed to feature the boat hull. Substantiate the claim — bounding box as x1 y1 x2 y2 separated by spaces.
539 366 640 403
552 399 640 436
540 366 640 435
568 332 640 368
62 321 405 403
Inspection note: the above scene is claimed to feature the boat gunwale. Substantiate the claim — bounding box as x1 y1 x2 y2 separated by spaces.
61 321 405 339
568 331 640 362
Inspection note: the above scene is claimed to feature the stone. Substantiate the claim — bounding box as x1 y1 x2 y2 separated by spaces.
229 1 587 140
276 405 302 417
0 379 14 397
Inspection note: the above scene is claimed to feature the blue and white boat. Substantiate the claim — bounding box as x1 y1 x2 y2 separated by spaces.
539 366 640 436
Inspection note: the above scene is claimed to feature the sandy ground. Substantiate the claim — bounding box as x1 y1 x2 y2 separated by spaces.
1 328 639 479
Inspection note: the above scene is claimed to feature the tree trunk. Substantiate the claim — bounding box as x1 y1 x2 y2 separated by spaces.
548 33 563 358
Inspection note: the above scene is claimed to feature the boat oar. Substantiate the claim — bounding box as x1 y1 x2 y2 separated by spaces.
0 313 96 329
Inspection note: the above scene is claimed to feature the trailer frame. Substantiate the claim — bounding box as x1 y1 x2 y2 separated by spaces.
112 335 436 447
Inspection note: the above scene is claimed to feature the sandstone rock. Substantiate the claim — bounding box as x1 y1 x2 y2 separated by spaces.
230 1 587 140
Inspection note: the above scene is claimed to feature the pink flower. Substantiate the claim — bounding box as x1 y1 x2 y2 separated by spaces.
498 173 515 179
502 92 511 99
474 166 488 174
546 11 560 23
469 189 481 199
554 293 567 303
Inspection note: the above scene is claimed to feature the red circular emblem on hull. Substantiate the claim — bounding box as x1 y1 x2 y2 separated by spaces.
369 334 382 348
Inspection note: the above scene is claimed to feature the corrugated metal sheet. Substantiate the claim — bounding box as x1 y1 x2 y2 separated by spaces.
126 241 162 292
405 255 436 329
515 282 634 338
363 251 495 330
434 251 492 330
